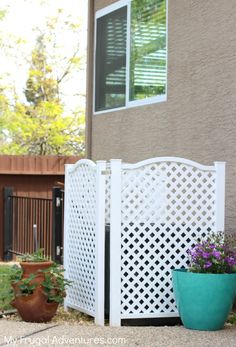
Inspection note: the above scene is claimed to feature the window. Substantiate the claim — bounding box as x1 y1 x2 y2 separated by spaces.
94 0 167 113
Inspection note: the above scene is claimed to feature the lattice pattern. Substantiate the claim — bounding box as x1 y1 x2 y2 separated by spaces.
120 161 216 317
65 162 97 316
105 171 111 225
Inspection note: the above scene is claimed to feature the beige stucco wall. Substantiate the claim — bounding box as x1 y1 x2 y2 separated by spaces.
87 0 236 232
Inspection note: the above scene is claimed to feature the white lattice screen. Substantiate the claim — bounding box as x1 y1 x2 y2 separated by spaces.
109 158 225 326
64 157 225 327
64 160 106 325
105 170 111 225
119 161 216 318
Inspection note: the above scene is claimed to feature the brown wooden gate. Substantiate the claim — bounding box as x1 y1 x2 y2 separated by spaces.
4 187 63 263
0 155 80 261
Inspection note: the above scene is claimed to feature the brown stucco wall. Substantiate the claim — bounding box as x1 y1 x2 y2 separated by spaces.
86 0 236 232
94 0 118 11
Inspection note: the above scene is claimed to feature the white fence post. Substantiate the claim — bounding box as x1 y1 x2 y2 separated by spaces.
214 161 226 232
109 159 122 327
95 161 106 326
63 164 74 311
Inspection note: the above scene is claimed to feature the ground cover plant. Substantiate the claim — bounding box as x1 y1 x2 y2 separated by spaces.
0 264 19 312
228 312 236 325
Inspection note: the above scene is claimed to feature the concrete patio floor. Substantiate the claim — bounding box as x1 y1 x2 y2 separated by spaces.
0 320 236 347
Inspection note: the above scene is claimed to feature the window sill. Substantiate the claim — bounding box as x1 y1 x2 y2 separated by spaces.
93 94 167 116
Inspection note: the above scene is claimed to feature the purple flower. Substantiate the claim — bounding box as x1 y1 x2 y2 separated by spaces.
187 233 236 273
212 250 221 259
225 257 236 267
203 261 212 269
187 249 199 260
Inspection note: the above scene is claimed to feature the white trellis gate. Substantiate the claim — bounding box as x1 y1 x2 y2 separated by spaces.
63 159 106 325
64 157 225 327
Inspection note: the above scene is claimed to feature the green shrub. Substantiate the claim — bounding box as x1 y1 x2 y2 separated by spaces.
0 265 20 311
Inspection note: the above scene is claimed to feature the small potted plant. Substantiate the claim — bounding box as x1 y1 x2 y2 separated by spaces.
11 250 71 322
172 232 236 331
19 249 54 284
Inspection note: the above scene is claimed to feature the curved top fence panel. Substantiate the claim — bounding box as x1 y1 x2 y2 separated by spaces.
122 157 216 172
109 158 225 323
63 157 225 327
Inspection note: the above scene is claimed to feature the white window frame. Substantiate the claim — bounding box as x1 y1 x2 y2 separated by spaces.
93 0 168 115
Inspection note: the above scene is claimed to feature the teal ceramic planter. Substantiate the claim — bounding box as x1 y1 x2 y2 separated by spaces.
172 269 236 331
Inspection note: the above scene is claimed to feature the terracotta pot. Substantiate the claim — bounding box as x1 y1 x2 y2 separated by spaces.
20 261 54 285
11 286 58 323
11 261 59 323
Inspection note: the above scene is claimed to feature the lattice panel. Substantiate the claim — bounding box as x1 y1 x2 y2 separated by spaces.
65 162 97 316
105 172 111 225
120 161 216 317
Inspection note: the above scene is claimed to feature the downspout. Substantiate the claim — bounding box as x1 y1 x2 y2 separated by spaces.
85 0 94 159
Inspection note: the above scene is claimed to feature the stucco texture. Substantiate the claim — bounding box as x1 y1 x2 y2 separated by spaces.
88 0 236 232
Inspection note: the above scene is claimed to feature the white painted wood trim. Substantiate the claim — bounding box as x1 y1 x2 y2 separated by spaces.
165 0 169 100
121 312 179 319
126 94 167 108
94 0 128 115
95 161 106 326
93 94 167 115
93 4 97 116
125 1 131 107
109 159 122 327
122 157 216 171
95 0 128 19
67 159 96 174
63 164 73 311
214 161 226 232
93 105 126 116
93 0 168 116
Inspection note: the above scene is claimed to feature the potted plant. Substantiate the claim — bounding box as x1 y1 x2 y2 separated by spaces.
172 233 236 331
18 249 54 284
10 250 71 323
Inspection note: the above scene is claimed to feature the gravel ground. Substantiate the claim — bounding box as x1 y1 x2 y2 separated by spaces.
0 320 236 347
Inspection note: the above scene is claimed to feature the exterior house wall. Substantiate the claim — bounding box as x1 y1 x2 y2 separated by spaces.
86 0 236 233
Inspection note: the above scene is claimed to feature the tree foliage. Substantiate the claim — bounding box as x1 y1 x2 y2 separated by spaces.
25 35 58 105
0 3 85 156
